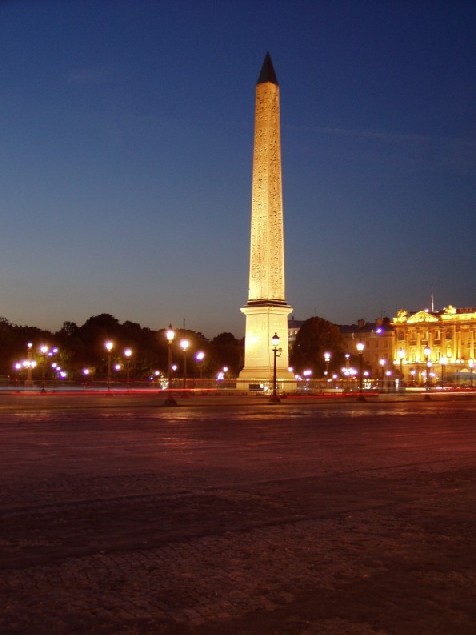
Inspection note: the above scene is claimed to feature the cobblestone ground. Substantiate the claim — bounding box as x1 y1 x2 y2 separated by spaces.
0 396 475 634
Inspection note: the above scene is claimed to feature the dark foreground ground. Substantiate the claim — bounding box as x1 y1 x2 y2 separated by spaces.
0 394 475 634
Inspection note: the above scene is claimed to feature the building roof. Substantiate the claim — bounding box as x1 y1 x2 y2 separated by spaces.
288 317 304 329
394 305 476 324
340 319 393 335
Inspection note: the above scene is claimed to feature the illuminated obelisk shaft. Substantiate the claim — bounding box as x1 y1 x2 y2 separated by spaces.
239 53 293 385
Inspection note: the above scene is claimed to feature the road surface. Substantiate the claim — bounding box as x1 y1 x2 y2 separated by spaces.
0 395 475 634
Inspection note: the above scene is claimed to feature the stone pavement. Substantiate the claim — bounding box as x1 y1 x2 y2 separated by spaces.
0 395 475 634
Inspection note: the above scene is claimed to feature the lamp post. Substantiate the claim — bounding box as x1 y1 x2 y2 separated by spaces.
303 369 312 391
398 349 405 386
440 356 447 388
447 352 453 387
40 344 49 393
164 325 177 406
379 358 386 392
323 351 331 377
356 341 365 401
14 362 21 389
26 342 33 386
469 359 474 388
180 338 189 389
270 333 280 403
344 353 351 391
386 370 393 392
105 340 113 391
424 346 431 392
195 351 205 383
124 348 132 388
23 358 36 387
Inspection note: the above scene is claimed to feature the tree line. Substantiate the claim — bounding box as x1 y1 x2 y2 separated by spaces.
0 313 351 382
0 314 243 382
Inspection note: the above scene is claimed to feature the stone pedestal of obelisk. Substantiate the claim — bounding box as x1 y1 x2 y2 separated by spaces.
239 53 294 388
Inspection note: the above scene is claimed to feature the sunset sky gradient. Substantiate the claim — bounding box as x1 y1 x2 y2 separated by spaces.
1 0 475 338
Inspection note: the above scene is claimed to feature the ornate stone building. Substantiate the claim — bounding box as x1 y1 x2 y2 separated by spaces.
341 318 394 382
290 305 476 387
392 306 476 385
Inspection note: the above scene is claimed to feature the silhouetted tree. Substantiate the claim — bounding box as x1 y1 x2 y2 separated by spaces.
55 322 84 373
0 312 246 382
0 319 54 376
290 316 345 375
208 332 243 377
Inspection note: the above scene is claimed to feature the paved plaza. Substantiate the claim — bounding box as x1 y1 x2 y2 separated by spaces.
0 393 475 634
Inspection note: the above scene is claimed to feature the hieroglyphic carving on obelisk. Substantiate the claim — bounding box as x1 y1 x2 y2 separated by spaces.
248 53 285 304
240 53 294 385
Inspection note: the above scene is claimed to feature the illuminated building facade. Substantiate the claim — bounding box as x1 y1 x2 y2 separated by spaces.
341 318 394 380
291 305 476 387
392 306 476 385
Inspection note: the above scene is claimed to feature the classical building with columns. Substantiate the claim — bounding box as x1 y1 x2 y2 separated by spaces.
290 305 476 387
392 306 476 385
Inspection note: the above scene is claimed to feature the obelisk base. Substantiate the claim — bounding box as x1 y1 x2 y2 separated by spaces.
239 303 295 391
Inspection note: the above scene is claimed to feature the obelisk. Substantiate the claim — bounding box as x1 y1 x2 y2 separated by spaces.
239 53 294 386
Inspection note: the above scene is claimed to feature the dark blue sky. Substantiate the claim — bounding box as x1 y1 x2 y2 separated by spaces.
1 0 475 338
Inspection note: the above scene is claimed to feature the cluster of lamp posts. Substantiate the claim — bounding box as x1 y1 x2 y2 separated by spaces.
331 342 366 402
12 330 220 396
14 342 63 392
318 343 475 397
101 341 134 391
15 336 471 399
300 343 367 401
405 346 474 391
163 324 206 406
101 332 212 397
292 344 367 401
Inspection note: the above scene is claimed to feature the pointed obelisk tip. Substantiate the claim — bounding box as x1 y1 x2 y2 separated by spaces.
257 52 278 85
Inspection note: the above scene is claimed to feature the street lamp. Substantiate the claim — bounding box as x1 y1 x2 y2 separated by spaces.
22 358 36 387
379 358 386 392
40 344 49 393
398 349 405 385
195 351 205 382
164 325 177 406
26 342 33 386
469 359 474 388
105 340 113 391
323 351 331 377
440 356 447 388
343 353 351 391
386 370 393 391
180 338 189 389
270 333 281 403
424 346 431 391
356 341 365 401
124 348 133 388
14 362 22 389
447 352 453 387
